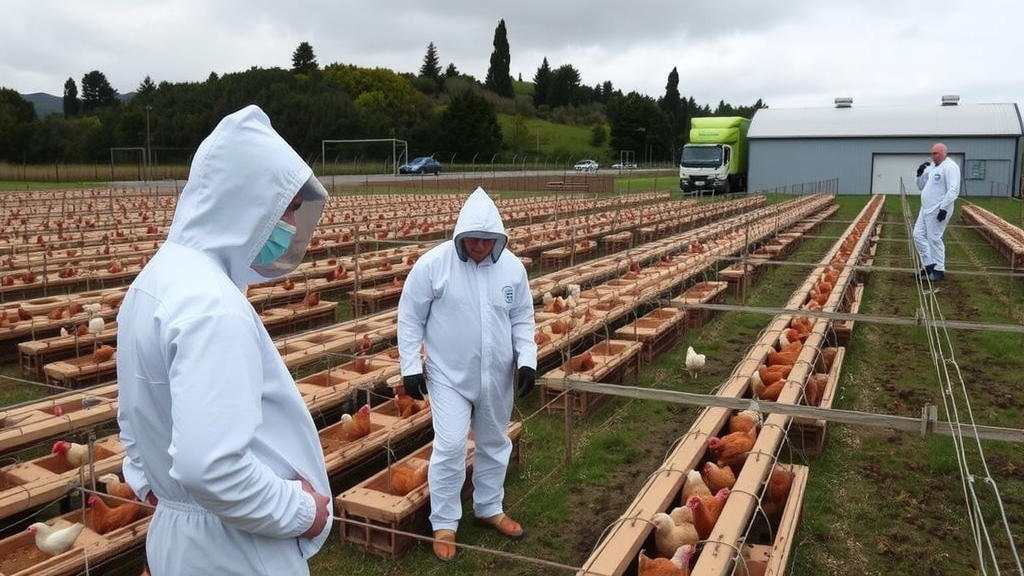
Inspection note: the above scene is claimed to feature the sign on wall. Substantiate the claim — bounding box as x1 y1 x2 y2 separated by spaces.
966 159 986 180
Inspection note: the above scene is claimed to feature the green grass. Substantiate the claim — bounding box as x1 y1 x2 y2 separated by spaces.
496 114 610 164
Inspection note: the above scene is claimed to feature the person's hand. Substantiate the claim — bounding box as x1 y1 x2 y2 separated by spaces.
298 477 329 539
916 162 929 177
937 209 947 222
516 366 536 398
403 373 427 400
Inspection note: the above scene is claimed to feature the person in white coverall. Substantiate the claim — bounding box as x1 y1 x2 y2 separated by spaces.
913 142 961 282
115 105 332 576
397 187 537 561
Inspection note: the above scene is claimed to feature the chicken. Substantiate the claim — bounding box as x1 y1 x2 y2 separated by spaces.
567 351 594 374
92 344 116 363
52 440 90 467
550 319 570 334
685 346 705 379
17 306 32 321
668 505 693 526
338 404 372 441
542 291 554 306
707 426 757 471
394 386 429 419
282 277 295 290
681 469 712 504
761 464 794 521
388 459 429 496
753 378 785 402
686 487 730 540
638 544 693 576
817 347 839 372
778 328 808 348
757 364 791 386
27 521 85 556
766 346 800 366
88 317 105 334
353 335 372 372
87 494 142 534
790 316 813 334
97 473 139 502
305 292 320 307
650 512 699 558
534 330 552 346
701 461 736 494
805 373 827 407
728 410 762 435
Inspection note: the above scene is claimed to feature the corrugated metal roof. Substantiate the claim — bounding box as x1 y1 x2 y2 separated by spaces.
749 102 1023 138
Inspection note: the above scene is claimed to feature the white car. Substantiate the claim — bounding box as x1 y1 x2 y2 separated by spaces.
574 159 599 172
612 162 637 170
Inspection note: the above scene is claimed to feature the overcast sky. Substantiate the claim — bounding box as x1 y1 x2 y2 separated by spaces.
2 0 1021 110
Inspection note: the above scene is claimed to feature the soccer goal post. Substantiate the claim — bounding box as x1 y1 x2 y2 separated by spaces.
109 147 146 181
321 138 409 176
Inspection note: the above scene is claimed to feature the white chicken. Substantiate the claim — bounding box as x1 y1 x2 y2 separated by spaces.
566 284 581 300
87 317 105 334
82 303 102 315
52 440 90 467
27 521 85 555
685 346 706 379
542 291 554 306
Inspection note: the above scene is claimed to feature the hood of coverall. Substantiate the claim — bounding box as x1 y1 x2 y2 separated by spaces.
452 187 508 263
166 105 327 288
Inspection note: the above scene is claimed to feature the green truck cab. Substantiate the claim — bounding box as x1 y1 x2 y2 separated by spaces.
679 116 750 194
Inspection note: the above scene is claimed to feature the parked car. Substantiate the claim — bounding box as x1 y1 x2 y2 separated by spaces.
612 162 637 170
399 156 442 175
574 159 599 172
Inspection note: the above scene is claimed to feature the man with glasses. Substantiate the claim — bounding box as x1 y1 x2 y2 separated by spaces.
914 142 961 282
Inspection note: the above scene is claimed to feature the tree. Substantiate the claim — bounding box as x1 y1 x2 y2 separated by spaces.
484 19 513 97
136 76 157 99
80 70 118 112
445 63 459 78
419 42 442 85
440 89 502 157
292 42 318 74
532 58 551 108
0 88 36 161
63 77 80 118
590 124 607 147
547 64 581 108
660 67 684 158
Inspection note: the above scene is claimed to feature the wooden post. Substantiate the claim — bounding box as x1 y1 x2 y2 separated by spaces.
564 378 573 465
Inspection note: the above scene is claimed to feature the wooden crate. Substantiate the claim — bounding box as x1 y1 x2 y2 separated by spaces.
42 354 118 389
612 308 684 363
18 323 120 380
602 231 633 254
673 280 729 328
733 464 809 576
718 261 762 298
831 284 864 347
540 339 642 418
336 423 522 559
788 347 845 457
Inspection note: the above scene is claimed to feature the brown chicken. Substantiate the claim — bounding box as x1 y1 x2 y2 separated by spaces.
305 292 320 307
339 404 372 441
757 364 791 386
97 473 138 502
282 277 295 291
639 543 693 576
766 344 800 366
394 387 429 419
805 374 827 407
534 331 552 346
728 410 761 435
92 345 116 363
708 426 756 471
550 319 571 334
686 487 730 540
754 378 785 402
701 461 736 494
567 351 595 374
761 464 794 520
388 459 428 496
87 494 142 534
353 335 372 373
790 316 813 334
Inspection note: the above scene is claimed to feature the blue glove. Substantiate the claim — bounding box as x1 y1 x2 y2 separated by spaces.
937 209 947 222
516 366 536 398
402 374 427 400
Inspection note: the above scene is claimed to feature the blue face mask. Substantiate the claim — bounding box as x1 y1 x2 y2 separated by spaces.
255 221 296 266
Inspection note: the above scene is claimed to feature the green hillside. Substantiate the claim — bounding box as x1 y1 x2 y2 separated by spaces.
497 113 611 168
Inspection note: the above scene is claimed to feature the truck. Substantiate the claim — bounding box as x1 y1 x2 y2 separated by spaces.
678 116 750 195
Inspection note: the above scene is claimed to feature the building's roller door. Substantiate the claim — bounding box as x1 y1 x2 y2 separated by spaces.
871 153 963 195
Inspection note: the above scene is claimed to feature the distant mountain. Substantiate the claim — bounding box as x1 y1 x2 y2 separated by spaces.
20 91 136 119
21 92 62 118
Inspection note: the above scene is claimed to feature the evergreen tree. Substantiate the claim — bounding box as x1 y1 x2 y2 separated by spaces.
419 42 442 84
548 64 581 107
660 67 683 156
445 63 459 78
292 41 318 74
80 70 118 112
136 75 157 98
532 58 551 108
484 20 512 97
440 88 502 156
62 77 80 118
0 88 36 161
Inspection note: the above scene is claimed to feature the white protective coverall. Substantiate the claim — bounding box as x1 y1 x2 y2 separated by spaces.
116 105 332 576
397 187 537 532
913 158 961 272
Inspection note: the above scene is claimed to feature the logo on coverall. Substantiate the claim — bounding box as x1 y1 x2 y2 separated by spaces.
503 286 514 303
